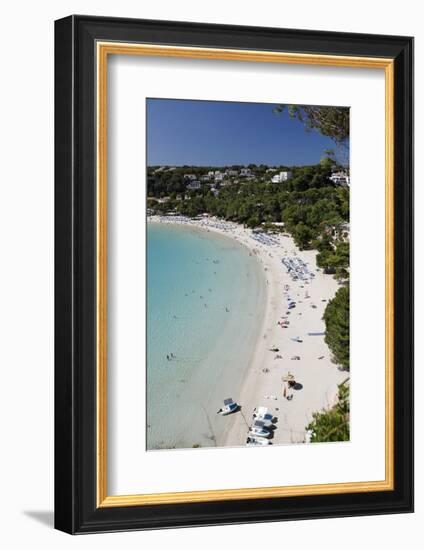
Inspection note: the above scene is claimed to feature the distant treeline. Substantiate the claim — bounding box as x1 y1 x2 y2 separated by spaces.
147 164 291 196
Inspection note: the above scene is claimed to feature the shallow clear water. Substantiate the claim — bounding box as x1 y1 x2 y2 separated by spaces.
146 223 266 450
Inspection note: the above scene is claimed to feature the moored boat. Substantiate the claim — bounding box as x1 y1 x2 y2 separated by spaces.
217 398 239 415
248 420 272 438
246 435 271 446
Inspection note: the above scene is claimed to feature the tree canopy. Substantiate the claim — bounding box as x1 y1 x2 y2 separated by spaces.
147 163 349 253
273 104 349 166
273 104 349 146
323 285 350 369
306 382 350 442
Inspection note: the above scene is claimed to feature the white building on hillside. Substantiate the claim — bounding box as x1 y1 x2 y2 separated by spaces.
271 171 292 183
330 171 350 187
186 180 201 190
214 171 224 182
225 169 238 177
240 168 252 177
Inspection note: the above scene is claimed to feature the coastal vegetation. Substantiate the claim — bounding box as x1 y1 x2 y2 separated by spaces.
323 285 350 370
315 263 350 441
147 161 349 272
306 382 350 442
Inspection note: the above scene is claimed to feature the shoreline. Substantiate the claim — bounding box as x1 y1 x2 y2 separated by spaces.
148 214 348 447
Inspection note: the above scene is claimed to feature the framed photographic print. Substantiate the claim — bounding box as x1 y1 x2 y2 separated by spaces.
54 15 414 534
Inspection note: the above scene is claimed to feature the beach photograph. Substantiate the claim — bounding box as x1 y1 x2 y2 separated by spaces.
146 98 350 451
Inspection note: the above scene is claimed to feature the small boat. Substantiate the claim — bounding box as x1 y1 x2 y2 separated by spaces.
252 415 275 428
249 420 272 438
217 398 239 416
253 406 275 422
246 436 271 446
252 406 275 426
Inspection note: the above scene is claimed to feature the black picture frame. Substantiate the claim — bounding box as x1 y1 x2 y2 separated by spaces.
55 15 414 534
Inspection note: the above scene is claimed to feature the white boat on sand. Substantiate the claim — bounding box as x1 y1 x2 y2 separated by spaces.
217 398 239 416
249 420 272 438
253 406 277 424
246 435 271 446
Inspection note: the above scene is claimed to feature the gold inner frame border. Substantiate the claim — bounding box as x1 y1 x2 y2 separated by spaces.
96 42 394 508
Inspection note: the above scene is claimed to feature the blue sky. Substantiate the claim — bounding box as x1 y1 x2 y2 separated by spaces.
146 98 343 167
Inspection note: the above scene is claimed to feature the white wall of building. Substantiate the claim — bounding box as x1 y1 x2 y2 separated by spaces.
272 171 292 183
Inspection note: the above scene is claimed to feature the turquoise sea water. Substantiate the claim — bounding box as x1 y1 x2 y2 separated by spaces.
146 222 266 450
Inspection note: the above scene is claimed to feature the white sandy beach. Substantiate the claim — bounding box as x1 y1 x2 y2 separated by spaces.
148 214 348 447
